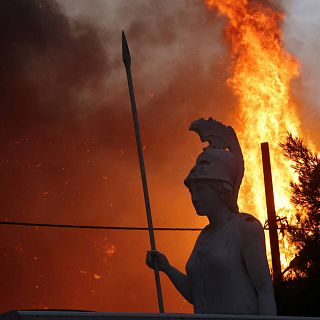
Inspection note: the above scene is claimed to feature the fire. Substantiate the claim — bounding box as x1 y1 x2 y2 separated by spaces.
204 0 303 270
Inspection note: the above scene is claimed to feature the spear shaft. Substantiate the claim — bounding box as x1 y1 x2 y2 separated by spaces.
122 31 164 313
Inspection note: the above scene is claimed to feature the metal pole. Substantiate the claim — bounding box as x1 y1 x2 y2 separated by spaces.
261 142 282 285
122 31 164 313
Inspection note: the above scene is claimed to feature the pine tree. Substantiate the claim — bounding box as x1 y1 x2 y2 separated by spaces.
279 133 320 316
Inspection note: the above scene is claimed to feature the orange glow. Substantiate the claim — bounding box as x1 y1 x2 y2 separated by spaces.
204 0 304 270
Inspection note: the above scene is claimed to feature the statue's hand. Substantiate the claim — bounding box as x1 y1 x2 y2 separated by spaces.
146 250 170 272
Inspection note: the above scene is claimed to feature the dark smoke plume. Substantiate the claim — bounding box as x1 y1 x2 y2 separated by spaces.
0 0 237 313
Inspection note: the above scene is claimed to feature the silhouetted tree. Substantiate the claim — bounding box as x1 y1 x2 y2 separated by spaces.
278 133 320 316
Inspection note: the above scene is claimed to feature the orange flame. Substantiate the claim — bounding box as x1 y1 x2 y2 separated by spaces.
204 0 303 270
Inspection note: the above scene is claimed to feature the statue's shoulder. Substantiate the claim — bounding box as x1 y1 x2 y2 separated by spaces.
237 212 259 223
236 212 265 242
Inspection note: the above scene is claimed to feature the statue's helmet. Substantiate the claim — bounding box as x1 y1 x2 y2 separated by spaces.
184 117 244 212
184 147 239 192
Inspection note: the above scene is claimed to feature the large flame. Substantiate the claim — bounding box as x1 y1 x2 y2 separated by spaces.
204 0 303 270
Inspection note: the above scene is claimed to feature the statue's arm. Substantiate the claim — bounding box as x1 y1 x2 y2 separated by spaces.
146 250 193 304
241 219 277 315
164 265 193 304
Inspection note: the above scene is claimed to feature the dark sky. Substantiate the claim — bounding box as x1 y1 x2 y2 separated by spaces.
1 0 319 314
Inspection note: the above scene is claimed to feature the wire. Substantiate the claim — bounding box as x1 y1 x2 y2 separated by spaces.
0 221 202 231
1 220 315 232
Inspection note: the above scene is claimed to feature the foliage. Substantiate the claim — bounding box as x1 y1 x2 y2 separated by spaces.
277 133 320 316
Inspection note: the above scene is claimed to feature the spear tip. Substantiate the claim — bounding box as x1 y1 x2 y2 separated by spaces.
122 30 131 68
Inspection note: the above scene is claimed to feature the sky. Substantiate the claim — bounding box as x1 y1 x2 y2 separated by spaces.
0 0 320 314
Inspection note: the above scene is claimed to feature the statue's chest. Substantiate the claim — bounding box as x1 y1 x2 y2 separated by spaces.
187 223 241 273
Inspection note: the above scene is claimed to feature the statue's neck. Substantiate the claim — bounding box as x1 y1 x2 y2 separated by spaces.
207 208 234 231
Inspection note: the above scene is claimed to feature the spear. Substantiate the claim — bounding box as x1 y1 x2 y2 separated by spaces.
122 31 164 313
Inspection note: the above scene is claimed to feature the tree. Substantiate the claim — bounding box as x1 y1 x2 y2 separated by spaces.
278 133 320 316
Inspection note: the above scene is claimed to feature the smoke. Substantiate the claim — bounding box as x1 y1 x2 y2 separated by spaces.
0 0 235 313
56 0 231 106
0 0 111 120
282 0 320 142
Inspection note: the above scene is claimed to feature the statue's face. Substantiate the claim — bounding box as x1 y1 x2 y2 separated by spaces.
188 180 222 216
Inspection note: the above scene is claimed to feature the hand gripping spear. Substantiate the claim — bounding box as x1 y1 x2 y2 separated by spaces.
122 31 164 313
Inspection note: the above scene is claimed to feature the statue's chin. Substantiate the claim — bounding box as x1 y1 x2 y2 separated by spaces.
195 210 207 216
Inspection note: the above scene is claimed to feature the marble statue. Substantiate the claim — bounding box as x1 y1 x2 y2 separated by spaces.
146 118 277 315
